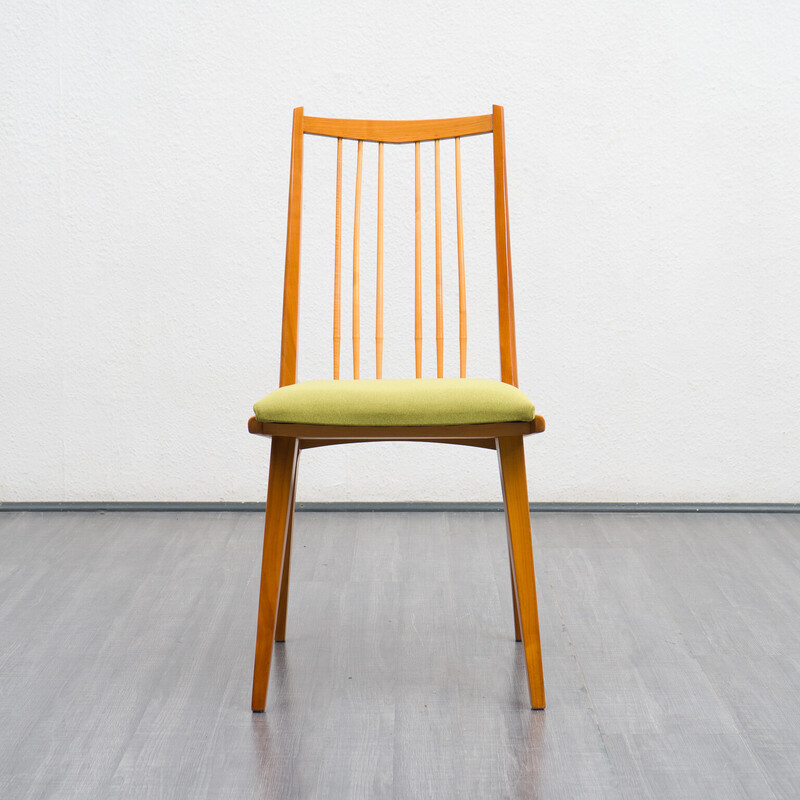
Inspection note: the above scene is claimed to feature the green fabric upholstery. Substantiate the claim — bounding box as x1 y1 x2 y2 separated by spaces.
253 378 535 427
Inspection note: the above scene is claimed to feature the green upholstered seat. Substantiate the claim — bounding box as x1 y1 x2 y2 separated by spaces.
253 378 535 427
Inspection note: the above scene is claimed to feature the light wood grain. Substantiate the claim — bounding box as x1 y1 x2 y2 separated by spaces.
279 107 305 387
492 105 518 387
376 142 384 379
298 436 498 450
252 437 299 711
415 140 422 379
455 137 467 378
508 552 522 641
274 459 299 642
304 114 493 143
253 107 545 712
278 106 522 389
435 139 444 378
333 137 342 380
352 139 363 380
497 436 545 708
249 417 540 441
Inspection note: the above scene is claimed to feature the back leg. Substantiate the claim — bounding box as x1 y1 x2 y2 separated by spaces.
275 461 299 642
507 550 522 641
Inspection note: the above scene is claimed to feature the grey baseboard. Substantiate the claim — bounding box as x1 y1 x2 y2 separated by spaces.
1 501 799 513
299 502 800 513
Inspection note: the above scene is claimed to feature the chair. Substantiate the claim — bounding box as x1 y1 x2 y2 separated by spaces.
248 106 546 711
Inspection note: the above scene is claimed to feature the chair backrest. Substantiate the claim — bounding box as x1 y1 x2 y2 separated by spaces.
278 105 520 389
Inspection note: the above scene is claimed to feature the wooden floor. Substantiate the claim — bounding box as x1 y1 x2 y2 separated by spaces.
1 511 799 799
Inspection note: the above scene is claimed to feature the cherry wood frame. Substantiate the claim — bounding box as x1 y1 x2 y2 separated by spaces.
249 106 546 711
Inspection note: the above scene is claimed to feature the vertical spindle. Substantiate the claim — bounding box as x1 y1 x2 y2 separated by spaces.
455 137 467 378
376 142 384 379
415 141 422 378
353 139 363 379
334 138 343 379
435 139 443 378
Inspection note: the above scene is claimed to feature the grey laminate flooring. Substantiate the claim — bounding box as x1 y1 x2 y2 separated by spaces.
1 511 799 799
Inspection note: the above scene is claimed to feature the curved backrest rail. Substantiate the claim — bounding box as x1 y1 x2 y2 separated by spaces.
305 114 493 143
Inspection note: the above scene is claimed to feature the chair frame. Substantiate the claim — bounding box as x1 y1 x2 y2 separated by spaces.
248 105 546 710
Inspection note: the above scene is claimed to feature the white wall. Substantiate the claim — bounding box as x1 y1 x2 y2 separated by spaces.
2 1 799 503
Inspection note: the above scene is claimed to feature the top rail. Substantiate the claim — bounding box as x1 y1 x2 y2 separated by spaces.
304 114 493 143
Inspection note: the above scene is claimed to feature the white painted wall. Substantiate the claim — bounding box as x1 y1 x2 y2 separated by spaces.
2 1 799 503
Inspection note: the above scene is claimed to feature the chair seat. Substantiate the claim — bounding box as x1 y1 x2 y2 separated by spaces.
253 378 535 427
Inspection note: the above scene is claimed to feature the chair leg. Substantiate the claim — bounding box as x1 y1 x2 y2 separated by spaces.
497 436 546 709
274 461 299 642
508 550 522 642
252 436 299 712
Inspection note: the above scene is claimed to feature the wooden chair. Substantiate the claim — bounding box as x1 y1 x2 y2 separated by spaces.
248 105 546 710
